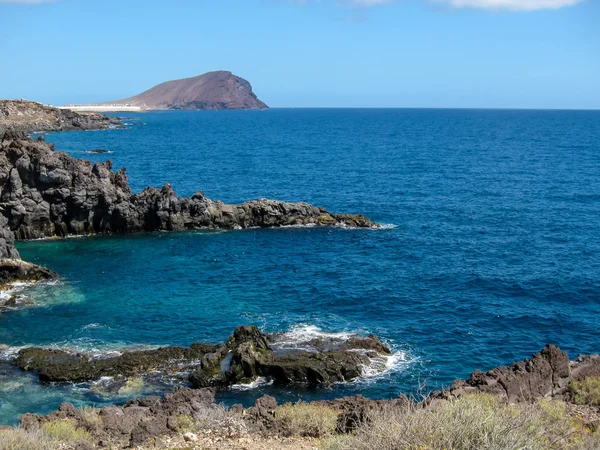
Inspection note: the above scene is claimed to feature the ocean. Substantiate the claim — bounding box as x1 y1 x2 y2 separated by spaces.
1 108 599 425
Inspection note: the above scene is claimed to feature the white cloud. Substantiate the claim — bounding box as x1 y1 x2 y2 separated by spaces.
350 0 395 5
435 0 584 11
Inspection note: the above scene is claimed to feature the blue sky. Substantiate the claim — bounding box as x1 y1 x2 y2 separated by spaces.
0 0 598 108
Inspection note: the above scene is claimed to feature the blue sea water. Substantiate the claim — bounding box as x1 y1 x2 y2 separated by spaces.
1 108 600 425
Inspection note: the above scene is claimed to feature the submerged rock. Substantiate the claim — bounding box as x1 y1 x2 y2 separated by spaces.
86 149 110 154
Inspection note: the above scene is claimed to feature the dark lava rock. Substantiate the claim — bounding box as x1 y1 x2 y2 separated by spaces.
431 344 600 403
15 343 218 383
15 326 392 388
190 326 391 388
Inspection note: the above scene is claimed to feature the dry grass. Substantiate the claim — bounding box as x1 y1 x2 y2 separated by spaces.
80 405 102 429
571 377 600 407
0 420 91 449
276 401 339 438
172 405 248 438
0 428 56 450
41 419 92 442
326 394 600 450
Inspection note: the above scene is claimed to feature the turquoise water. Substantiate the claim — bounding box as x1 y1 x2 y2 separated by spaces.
1 108 600 425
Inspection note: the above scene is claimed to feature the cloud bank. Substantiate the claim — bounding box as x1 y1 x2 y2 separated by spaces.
300 0 585 10
0 0 57 3
435 0 584 11
1 0 585 10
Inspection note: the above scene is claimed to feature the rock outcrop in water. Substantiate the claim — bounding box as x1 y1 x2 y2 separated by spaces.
0 131 378 242
14 326 392 387
105 71 268 110
0 100 120 135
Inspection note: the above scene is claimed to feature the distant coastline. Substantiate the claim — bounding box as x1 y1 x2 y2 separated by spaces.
60 104 144 112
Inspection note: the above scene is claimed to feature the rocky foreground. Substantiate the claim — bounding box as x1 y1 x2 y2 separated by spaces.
7 344 600 449
0 100 120 135
0 130 378 287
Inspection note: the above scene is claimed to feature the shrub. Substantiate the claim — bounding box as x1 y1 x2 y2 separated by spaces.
41 419 92 443
173 406 247 438
0 428 55 450
173 414 196 433
326 394 600 450
570 377 600 407
80 405 102 429
276 402 339 438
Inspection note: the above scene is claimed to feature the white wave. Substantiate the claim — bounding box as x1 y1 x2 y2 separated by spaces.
272 324 415 381
270 324 356 353
231 376 273 391
0 345 27 361
81 323 112 331
357 349 412 380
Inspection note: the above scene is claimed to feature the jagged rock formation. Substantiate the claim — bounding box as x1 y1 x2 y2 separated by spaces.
0 100 120 135
14 326 391 386
0 131 377 242
430 344 600 404
105 71 268 110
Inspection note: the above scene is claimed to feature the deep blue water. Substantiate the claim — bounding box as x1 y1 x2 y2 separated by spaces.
1 108 600 425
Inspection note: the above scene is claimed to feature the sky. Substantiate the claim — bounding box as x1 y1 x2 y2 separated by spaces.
0 0 598 109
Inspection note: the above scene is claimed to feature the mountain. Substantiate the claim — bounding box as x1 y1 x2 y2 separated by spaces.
106 71 268 110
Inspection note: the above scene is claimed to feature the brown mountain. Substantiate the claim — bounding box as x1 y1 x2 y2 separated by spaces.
107 71 268 110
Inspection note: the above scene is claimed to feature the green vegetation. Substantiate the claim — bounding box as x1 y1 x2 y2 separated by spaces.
0 428 55 450
326 394 600 450
41 419 92 442
3 392 600 449
276 401 339 438
0 419 92 450
570 377 600 407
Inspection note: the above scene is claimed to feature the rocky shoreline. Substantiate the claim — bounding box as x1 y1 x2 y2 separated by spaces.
0 130 378 289
0 100 121 135
8 344 600 449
